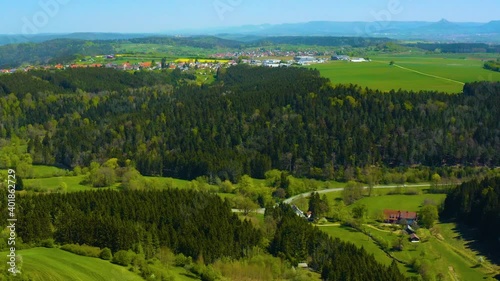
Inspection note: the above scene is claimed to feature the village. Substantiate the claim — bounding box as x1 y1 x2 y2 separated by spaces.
0 50 370 74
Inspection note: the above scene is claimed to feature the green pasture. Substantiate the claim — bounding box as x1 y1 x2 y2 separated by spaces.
23 175 116 192
320 225 393 265
315 54 500 93
352 193 447 214
0 247 143 281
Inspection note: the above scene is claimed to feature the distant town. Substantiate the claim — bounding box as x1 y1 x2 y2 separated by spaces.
0 51 370 74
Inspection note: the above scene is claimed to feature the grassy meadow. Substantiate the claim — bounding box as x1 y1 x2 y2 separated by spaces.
315 54 500 93
1 248 144 281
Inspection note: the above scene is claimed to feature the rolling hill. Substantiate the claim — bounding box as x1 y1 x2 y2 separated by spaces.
1 248 144 281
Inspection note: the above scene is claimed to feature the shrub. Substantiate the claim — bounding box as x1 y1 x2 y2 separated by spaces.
174 253 192 267
61 243 101 257
100 247 112 260
40 238 55 248
112 250 136 266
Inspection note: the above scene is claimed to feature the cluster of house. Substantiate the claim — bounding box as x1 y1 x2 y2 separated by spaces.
0 59 238 75
241 56 327 67
383 209 420 242
211 49 330 60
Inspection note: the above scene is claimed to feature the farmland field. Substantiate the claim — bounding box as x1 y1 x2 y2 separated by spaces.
351 193 447 214
315 54 500 93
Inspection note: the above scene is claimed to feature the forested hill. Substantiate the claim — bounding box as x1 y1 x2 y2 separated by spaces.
0 39 115 68
252 36 393 47
0 66 499 182
1 35 392 68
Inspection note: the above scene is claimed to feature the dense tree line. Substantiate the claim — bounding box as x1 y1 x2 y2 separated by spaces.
252 36 393 47
0 188 260 264
0 68 191 96
267 204 410 280
1 67 499 182
407 43 500 53
442 176 500 242
125 36 243 49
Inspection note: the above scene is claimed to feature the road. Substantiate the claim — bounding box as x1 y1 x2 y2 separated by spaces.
233 184 432 215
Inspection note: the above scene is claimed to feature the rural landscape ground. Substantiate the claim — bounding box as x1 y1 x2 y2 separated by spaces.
0 17 499 280
2 164 499 280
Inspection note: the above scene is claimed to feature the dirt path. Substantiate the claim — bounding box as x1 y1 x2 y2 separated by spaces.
363 224 393 233
392 64 465 85
316 223 341 227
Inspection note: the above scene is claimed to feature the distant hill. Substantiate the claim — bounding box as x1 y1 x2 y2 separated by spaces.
2 20 499 45
179 20 500 43
481 20 500 32
0 35 392 68
0 39 115 68
252 36 393 47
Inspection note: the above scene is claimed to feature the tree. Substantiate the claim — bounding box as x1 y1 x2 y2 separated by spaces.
389 61 395 65
161 57 167 69
419 205 438 228
219 180 234 193
233 196 259 216
352 204 367 220
342 181 363 205
308 192 329 219
431 173 441 188
238 175 254 196
89 166 116 187
15 176 24 191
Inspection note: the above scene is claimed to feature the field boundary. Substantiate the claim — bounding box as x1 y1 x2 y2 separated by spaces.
391 63 466 86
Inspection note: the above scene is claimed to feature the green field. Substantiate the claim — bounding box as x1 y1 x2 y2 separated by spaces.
315 54 500 93
24 175 117 192
352 193 447 214
1 248 143 281
320 225 393 265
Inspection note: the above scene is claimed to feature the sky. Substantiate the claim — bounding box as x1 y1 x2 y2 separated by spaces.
0 0 499 34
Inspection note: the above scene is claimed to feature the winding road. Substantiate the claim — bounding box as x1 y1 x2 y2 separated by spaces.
233 184 433 214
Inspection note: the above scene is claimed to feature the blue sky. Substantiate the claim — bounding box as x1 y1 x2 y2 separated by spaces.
1 0 499 34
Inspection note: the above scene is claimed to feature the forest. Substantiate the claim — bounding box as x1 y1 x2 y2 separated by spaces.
0 188 260 264
0 186 412 280
442 176 500 242
0 66 499 183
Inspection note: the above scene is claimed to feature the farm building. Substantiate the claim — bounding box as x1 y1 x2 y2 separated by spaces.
294 56 316 62
383 209 418 224
331 55 350 61
350 58 369 62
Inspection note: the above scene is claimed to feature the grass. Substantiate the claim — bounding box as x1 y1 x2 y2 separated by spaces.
320 225 393 265
315 54 500 93
30 165 70 178
352 193 447 215
0 247 143 281
23 175 99 192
